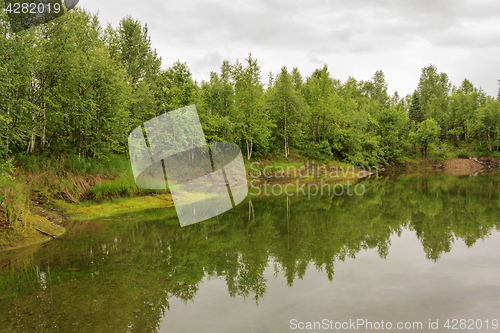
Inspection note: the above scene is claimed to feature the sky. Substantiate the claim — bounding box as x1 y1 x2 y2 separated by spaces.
78 0 500 97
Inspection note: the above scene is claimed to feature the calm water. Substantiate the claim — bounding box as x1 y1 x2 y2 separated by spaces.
1 172 499 332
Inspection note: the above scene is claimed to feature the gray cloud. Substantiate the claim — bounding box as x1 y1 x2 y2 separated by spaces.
81 0 500 96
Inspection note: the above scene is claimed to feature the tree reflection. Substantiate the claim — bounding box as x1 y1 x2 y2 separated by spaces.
0 173 499 332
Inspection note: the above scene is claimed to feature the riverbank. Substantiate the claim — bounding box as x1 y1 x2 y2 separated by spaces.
1 153 499 252
383 155 500 176
0 154 364 251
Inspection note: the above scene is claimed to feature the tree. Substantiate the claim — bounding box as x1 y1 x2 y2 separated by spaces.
303 65 336 143
497 79 500 100
417 65 450 137
467 98 500 152
267 66 304 158
410 118 440 155
367 70 389 108
112 17 162 129
232 54 272 160
376 106 410 163
161 61 199 112
199 62 235 143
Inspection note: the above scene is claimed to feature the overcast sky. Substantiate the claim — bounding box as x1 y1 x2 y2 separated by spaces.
78 0 500 97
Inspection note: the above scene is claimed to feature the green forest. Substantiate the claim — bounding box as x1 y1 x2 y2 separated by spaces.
1 7 500 239
2 7 500 167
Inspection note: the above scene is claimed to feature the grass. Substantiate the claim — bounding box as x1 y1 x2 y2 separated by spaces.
0 153 147 249
86 173 160 201
0 201 66 251
11 152 163 203
246 149 357 178
55 194 175 221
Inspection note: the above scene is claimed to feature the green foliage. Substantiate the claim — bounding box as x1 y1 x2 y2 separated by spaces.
304 140 333 161
232 54 273 160
0 158 28 231
2 6 500 170
0 158 16 182
408 91 423 125
410 118 441 155
0 178 29 229
267 66 305 158
427 143 454 160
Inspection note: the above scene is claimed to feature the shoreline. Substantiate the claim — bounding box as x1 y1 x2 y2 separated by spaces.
1 156 498 252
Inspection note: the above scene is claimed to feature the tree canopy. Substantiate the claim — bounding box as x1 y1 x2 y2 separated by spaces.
2 6 500 166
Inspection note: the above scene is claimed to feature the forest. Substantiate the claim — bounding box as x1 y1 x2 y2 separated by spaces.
2 7 500 169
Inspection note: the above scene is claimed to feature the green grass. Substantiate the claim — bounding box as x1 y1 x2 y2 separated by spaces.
12 153 144 203
87 172 166 201
0 153 145 248
16 152 131 176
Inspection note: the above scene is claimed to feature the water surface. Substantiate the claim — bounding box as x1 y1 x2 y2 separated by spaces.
1 172 499 332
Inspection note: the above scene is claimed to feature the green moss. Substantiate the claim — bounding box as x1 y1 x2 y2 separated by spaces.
56 194 175 221
0 214 66 252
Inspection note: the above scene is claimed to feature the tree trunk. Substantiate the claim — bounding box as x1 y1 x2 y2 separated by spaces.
78 129 82 158
317 116 321 142
39 64 47 149
487 131 492 152
6 101 10 153
312 115 316 142
27 72 37 153
94 100 100 159
246 138 252 161
40 94 46 148
284 100 288 158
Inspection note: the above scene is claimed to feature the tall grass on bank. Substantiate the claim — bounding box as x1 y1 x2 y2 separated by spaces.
5 153 166 206
12 153 139 202
245 149 357 178
0 159 32 245
87 173 158 201
0 153 169 246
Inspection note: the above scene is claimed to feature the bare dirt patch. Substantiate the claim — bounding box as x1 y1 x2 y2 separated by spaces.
440 159 484 176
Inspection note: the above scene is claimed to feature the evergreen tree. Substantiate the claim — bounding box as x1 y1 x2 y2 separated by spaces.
408 91 423 126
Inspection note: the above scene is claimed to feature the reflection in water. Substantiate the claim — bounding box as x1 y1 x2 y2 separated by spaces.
0 173 499 332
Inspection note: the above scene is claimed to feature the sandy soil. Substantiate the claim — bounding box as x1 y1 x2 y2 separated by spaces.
441 159 484 176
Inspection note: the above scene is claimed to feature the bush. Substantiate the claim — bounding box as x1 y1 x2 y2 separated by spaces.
427 143 454 160
456 149 469 159
304 141 333 161
0 158 16 181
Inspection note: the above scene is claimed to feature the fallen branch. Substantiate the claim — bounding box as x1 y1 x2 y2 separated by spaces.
470 169 486 177
34 227 57 239
469 156 483 164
